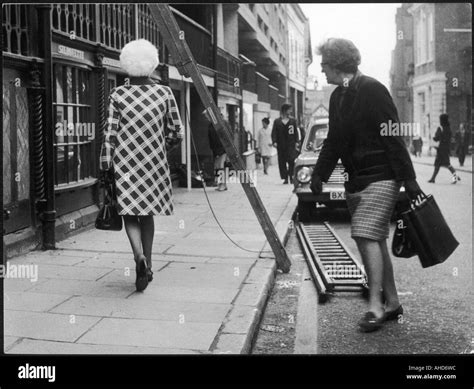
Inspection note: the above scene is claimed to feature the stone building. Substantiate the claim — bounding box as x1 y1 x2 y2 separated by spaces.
407 3 472 152
390 3 415 126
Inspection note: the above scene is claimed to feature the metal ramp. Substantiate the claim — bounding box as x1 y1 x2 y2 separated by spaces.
296 221 368 303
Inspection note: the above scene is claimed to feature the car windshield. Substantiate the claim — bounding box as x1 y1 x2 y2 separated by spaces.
304 124 328 152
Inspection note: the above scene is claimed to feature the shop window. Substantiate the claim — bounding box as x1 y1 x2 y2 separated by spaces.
53 63 96 187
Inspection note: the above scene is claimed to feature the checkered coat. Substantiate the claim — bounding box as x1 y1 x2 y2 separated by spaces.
100 84 183 216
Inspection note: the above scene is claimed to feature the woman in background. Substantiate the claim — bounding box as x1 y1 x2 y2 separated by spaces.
428 114 460 184
256 117 273 174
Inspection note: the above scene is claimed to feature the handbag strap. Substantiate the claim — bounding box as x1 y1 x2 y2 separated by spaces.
409 190 428 209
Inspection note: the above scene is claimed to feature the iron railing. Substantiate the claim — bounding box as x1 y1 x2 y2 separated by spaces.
2 4 31 56
216 47 241 95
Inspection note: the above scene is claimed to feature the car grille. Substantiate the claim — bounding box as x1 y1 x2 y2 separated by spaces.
326 164 346 184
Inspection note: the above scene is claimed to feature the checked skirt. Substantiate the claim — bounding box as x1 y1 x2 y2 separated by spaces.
100 84 183 216
345 179 401 241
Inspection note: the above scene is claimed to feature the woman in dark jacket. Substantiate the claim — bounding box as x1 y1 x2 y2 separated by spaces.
310 38 422 332
454 123 469 167
428 114 460 184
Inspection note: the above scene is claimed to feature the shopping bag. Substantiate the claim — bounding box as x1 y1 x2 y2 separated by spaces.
95 173 122 231
401 192 458 268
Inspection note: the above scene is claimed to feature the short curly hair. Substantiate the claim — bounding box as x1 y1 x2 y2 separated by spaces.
119 39 159 77
317 38 361 73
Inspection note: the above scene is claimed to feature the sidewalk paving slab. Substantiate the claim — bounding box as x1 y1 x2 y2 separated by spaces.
6 339 202 354
76 318 221 350
411 153 472 173
5 311 102 342
4 165 295 354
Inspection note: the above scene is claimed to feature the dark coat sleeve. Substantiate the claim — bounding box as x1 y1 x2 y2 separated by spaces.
271 119 278 145
313 92 341 182
367 82 416 182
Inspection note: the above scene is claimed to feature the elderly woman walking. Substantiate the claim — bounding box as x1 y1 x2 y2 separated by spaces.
310 38 422 332
100 39 183 292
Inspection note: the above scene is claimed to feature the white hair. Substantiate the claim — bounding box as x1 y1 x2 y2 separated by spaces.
119 39 159 77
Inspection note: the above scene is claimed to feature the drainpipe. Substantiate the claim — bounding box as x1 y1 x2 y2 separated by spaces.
37 5 56 250
212 4 219 105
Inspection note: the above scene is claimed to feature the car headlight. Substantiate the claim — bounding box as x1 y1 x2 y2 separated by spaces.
296 167 313 183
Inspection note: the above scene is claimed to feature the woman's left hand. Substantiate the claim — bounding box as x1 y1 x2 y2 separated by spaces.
404 179 423 200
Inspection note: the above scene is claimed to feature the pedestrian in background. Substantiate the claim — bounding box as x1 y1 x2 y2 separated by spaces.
455 122 469 167
412 135 423 157
256 117 273 174
310 38 422 332
100 39 183 292
428 114 461 184
208 119 228 191
272 103 300 184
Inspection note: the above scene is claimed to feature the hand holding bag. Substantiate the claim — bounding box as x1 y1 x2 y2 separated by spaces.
400 192 458 268
95 170 122 231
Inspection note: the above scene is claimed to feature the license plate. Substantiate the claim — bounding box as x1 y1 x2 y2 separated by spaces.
330 191 345 200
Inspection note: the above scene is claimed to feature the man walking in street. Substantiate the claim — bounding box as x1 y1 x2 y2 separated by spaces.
272 103 301 184
455 122 470 167
208 120 228 191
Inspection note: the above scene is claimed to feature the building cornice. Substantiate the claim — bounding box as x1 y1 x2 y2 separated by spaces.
411 71 447 87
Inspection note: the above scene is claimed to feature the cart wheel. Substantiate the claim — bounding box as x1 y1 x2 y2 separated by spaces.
318 293 329 304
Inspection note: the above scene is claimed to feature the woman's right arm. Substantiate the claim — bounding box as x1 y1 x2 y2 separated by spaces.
99 91 120 171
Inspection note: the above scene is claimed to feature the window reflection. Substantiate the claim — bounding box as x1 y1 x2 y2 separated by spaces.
53 63 94 186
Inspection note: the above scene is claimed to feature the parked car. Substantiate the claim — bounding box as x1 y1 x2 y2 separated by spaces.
293 118 408 220
293 118 346 219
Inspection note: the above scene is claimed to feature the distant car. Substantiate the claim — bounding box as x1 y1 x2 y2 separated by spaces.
293 118 407 221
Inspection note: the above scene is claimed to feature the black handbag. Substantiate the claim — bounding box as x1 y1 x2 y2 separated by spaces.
399 192 458 268
95 171 122 231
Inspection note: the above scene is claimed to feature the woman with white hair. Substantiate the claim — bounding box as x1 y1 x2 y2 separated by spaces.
100 39 183 292
310 38 422 332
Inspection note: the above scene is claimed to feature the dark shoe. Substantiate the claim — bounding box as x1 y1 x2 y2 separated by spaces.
283 179 288 184
147 268 153 282
428 179 435 183
358 311 385 332
384 305 403 321
135 255 149 292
